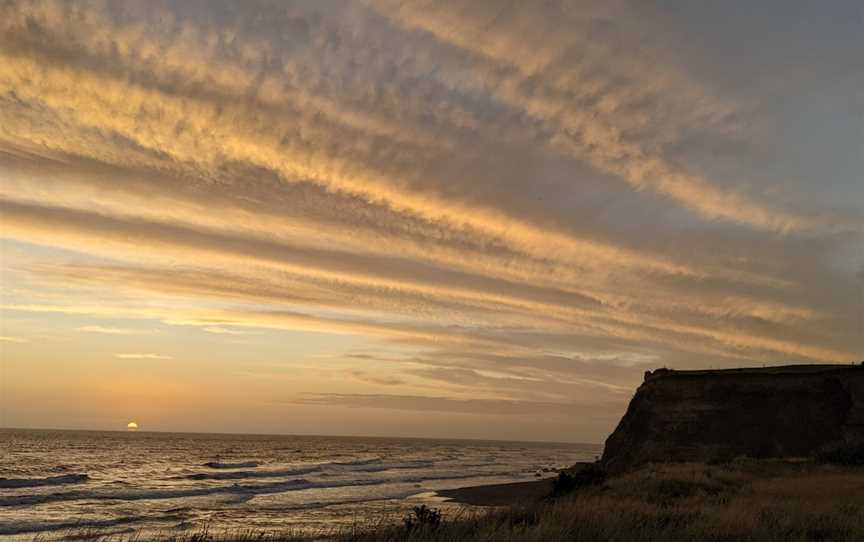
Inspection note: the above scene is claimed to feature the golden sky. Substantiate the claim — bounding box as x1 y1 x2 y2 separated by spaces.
0 0 862 442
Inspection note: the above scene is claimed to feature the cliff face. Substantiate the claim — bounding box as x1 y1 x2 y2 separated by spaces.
601 365 864 473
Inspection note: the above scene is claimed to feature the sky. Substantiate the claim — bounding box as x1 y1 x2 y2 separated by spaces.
0 0 862 443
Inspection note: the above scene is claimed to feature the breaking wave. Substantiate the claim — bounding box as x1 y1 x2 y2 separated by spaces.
0 513 184 535
0 468 515 508
203 461 259 469
185 460 434 481
186 466 322 481
0 477 385 507
0 474 89 489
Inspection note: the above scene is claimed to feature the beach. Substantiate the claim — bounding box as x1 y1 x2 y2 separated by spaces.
437 478 555 506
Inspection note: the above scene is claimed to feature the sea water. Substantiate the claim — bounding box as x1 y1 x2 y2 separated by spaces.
0 429 600 538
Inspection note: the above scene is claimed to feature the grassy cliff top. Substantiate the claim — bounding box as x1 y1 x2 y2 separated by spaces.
646 363 864 380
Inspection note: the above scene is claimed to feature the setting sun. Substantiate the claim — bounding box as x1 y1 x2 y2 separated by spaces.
126 421 139 432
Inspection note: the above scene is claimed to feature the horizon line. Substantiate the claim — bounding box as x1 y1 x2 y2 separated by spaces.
0 425 602 447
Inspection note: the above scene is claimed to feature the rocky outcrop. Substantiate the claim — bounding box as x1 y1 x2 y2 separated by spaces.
601 364 864 473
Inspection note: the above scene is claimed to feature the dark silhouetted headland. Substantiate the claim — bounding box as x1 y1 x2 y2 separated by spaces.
602 364 864 473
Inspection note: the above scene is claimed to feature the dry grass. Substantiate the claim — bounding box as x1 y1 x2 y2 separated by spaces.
44 461 864 542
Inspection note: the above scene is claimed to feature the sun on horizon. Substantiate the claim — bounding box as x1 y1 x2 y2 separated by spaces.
127 421 139 432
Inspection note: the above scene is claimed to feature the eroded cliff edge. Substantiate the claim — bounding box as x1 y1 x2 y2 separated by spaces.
601 364 864 473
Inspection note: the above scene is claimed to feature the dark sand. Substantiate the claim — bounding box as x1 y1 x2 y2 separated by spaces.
436 478 554 506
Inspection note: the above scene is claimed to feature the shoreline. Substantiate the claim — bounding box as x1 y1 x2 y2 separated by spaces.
436 477 555 507
435 462 600 506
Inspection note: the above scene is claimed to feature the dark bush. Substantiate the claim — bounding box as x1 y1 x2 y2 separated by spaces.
403 505 442 532
816 444 864 466
706 451 737 466
550 463 606 498
653 479 702 499
506 507 541 528
551 471 579 496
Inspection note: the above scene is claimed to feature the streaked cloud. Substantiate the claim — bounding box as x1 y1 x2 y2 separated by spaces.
291 393 615 418
0 0 861 439
78 325 153 335
114 353 174 360
203 327 249 335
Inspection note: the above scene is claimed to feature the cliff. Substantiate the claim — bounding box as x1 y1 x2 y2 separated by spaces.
601 364 864 473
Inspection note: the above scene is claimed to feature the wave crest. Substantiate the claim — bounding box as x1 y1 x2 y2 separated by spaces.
0 474 89 489
203 461 259 469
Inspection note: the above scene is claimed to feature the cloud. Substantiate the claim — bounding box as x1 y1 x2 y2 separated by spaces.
349 370 406 387
0 336 28 343
113 353 173 360
363 0 850 235
77 325 152 335
202 327 249 335
291 392 621 418
0 0 861 440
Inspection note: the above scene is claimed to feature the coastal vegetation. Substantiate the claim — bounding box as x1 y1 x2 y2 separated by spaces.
55 459 864 542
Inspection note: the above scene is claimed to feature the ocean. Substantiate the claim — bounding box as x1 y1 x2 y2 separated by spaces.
0 429 600 538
